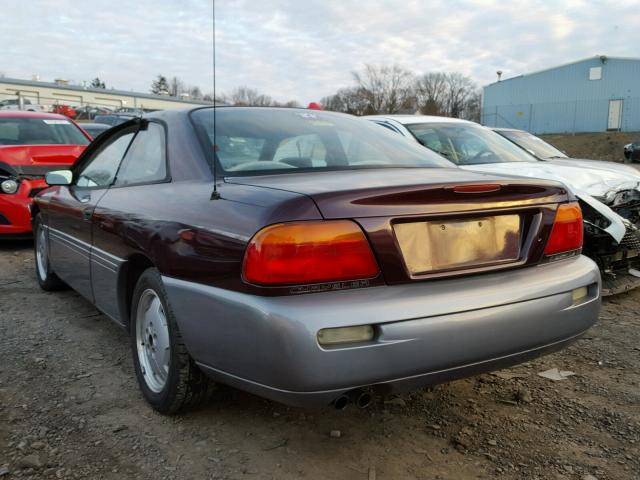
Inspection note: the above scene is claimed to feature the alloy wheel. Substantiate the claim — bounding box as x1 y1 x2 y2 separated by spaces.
135 289 171 393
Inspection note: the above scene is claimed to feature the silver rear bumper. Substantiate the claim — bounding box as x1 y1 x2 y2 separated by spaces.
163 255 601 407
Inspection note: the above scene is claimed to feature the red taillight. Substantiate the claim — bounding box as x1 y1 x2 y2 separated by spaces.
243 221 380 286
544 202 583 256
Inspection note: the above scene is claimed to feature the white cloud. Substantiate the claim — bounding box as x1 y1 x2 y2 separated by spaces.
0 0 213 94
215 0 640 103
0 1 637 105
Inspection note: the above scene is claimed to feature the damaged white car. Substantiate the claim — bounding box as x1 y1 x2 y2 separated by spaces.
366 115 640 295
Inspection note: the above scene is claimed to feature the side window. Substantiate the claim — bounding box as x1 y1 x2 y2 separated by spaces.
115 123 167 186
76 132 135 188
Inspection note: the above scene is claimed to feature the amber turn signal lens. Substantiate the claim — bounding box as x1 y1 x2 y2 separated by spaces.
243 220 380 286
544 202 584 256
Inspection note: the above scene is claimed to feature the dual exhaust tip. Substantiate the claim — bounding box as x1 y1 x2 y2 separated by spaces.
333 389 373 410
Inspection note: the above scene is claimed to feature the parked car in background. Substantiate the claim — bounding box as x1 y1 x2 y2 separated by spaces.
51 104 77 118
94 113 137 126
79 122 111 139
0 111 90 238
492 128 568 160
73 106 113 121
367 115 640 295
494 127 634 167
34 107 600 414
624 140 640 162
114 107 159 114
0 98 48 112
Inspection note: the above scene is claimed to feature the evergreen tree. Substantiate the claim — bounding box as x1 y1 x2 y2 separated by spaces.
151 75 170 95
90 77 106 89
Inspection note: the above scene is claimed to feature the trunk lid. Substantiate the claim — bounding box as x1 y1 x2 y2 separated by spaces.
227 168 571 283
226 168 568 218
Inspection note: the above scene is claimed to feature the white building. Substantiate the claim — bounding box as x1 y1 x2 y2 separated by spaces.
0 77 210 111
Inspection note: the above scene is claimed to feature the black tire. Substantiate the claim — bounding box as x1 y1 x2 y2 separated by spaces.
130 268 213 414
33 215 66 291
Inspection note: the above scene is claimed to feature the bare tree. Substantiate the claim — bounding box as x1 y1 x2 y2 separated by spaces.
415 72 448 115
460 90 482 122
227 86 273 106
189 86 203 100
273 100 301 108
352 64 415 114
445 72 477 118
169 76 185 97
321 87 370 115
414 72 480 120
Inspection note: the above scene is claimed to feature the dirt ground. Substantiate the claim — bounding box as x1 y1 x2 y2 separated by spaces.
0 241 639 480
540 132 639 163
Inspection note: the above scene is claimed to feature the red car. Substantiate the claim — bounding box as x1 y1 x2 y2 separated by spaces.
0 111 90 238
51 105 77 118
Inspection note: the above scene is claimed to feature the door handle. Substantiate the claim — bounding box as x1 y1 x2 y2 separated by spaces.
82 208 93 221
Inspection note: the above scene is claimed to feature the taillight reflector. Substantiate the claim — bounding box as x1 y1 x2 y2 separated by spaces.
243 221 380 286
544 202 583 256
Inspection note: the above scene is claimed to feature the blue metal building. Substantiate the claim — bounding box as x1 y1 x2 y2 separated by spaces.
481 56 640 134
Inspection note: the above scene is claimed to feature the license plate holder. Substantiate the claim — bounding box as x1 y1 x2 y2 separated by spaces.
394 214 522 274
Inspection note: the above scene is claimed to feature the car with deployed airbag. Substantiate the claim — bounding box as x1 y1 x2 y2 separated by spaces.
0 111 90 238
367 115 640 295
33 107 600 413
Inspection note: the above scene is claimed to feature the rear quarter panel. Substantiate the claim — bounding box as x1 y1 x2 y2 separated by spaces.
90 180 322 322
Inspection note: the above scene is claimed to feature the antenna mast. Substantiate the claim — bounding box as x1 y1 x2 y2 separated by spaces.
211 0 220 200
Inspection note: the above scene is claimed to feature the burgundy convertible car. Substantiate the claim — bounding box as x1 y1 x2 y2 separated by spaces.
34 107 600 413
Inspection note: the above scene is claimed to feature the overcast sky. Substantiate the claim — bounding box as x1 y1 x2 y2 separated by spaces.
216 0 639 103
0 0 213 94
1 1 638 104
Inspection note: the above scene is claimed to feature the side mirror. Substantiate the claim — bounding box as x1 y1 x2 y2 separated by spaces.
45 170 73 186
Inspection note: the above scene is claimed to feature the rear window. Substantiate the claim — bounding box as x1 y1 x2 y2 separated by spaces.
191 108 452 175
0 117 89 146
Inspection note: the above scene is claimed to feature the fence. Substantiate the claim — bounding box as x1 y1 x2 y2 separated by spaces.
481 97 640 134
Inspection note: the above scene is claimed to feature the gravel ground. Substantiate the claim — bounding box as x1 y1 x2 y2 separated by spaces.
1 241 639 480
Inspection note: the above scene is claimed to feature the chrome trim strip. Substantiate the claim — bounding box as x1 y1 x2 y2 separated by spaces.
48 226 91 250
49 232 90 260
48 226 125 265
91 257 118 273
91 250 119 268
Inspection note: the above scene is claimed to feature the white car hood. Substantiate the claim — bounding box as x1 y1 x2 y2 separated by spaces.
461 160 640 198
547 157 640 179
460 160 640 242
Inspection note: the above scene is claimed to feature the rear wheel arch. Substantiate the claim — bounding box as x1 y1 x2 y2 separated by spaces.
118 254 155 327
